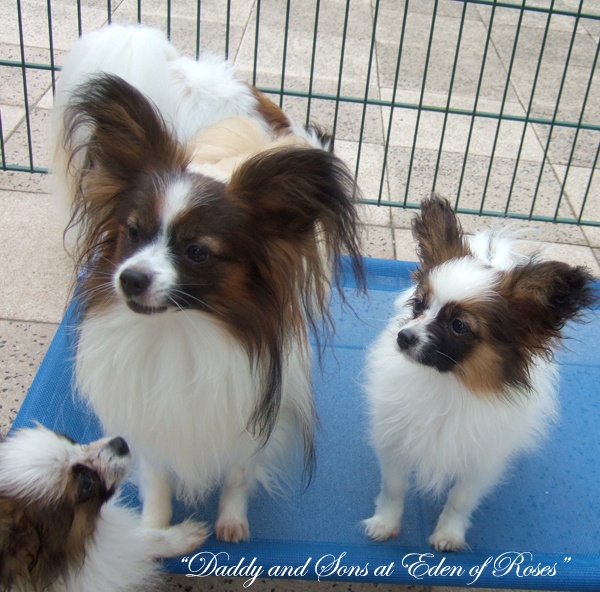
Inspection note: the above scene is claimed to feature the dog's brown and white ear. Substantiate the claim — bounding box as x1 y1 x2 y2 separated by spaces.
501 260 597 354
227 145 365 292
60 73 191 277
63 73 189 197
225 145 364 451
412 193 470 273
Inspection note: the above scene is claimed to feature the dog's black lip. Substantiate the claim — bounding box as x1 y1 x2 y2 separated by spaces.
126 300 168 315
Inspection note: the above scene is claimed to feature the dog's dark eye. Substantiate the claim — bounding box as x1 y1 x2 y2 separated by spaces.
412 297 425 316
75 467 97 502
451 318 470 335
186 244 210 264
127 224 141 244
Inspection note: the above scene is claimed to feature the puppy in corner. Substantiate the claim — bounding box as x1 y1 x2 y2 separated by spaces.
52 25 365 542
363 194 596 552
0 425 207 592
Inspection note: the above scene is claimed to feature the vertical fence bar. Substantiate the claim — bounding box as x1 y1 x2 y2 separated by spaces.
305 0 322 126
354 0 380 185
107 0 112 24
454 1 497 210
225 0 231 60
279 0 292 109
166 0 172 39
196 0 202 59
505 0 556 216
577 141 600 223
77 0 83 36
16 0 34 171
378 0 410 204
432 0 468 194
0 112 6 170
403 0 439 206
331 0 351 142
137 0 142 23
552 32 600 221
479 0 526 214
530 0 583 219
253 0 261 87
46 0 57 94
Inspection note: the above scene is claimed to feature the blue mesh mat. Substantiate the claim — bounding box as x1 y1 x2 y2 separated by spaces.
12 257 600 590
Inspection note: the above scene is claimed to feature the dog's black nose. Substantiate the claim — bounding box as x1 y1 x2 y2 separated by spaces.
397 329 418 350
120 269 151 297
107 437 130 457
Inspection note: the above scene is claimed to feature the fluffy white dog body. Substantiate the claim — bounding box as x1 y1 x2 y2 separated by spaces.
363 195 595 551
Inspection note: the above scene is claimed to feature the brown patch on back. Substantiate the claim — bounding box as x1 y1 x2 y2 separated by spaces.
0 497 93 591
0 465 107 591
249 86 292 136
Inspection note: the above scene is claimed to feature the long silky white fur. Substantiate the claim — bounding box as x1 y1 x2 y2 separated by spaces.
76 307 313 503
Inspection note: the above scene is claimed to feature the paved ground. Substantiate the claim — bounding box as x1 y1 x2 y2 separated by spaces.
0 0 598 590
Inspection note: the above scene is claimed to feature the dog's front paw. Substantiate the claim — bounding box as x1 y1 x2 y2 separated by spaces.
147 520 208 558
363 515 400 541
215 517 250 543
428 529 466 552
175 520 210 554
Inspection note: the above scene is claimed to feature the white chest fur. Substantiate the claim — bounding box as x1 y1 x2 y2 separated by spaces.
365 319 559 494
75 305 311 499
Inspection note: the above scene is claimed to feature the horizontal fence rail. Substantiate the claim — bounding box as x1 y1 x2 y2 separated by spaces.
0 0 599 226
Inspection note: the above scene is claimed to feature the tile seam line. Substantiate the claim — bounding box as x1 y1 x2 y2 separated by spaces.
0 317 61 326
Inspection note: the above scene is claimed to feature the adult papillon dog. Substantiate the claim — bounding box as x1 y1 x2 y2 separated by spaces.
52 25 364 541
0 425 206 591
363 194 595 551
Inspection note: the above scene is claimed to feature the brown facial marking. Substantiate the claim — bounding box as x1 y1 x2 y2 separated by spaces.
459 342 512 395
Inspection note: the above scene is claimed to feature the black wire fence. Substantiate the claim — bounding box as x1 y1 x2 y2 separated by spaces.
1 0 599 225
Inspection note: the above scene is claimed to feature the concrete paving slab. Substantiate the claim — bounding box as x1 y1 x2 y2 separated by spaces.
0 0 107 51
0 189 71 323
2 107 51 171
0 319 57 435
0 170 50 193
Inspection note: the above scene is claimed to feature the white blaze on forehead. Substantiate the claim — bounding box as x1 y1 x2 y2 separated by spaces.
161 176 195 228
428 258 499 306
114 240 177 305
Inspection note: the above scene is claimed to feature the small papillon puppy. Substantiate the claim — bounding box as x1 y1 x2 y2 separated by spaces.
52 25 364 541
0 425 206 592
363 194 595 552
